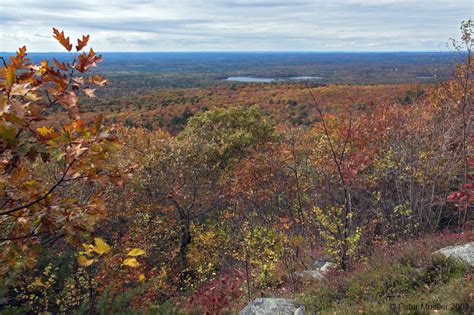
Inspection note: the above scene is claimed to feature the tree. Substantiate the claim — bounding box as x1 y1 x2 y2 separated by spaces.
0 29 118 272
445 19 473 231
121 106 274 287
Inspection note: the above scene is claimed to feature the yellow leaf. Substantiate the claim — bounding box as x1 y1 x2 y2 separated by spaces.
33 277 46 287
25 179 37 186
37 126 54 137
122 257 140 267
6 66 16 86
81 243 94 256
127 248 146 257
93 237 110 255
40 60 49 75
78 255 94 266
138 273 145 281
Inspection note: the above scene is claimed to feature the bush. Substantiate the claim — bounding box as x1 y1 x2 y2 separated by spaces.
187 273 244 314
299 236 471 313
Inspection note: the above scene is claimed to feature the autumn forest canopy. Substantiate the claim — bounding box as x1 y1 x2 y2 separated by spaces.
0 20 473 314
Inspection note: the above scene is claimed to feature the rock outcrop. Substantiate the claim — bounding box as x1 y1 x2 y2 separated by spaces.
297 258 334 279
435 242 474 266
240 298 305 315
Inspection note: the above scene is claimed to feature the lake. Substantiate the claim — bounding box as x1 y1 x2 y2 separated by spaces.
226 76 323 83
290 76 323 80
226 76 275 83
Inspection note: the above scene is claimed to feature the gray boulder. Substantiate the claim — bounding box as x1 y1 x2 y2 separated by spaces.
435 242 474 267
240 298 305 315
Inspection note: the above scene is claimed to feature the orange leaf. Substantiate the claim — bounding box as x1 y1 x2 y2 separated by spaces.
89 75 107 86
76 35 90 51
52 28 72 51
17 46 27 59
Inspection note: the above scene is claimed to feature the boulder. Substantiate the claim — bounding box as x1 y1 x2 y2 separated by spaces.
297 259 334 279
240 298 305 315
435 242 474 267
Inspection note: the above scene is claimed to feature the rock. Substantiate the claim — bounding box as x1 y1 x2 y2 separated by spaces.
311 258 329 269
294 305 306 315
297 259 334 279
435 242 474 267
319 261 334 273
240 298 305 315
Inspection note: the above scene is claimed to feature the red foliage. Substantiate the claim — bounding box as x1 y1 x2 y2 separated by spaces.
187 272 244 314
448 183 473 208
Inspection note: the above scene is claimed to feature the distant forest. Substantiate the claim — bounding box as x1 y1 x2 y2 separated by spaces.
0 51 462 92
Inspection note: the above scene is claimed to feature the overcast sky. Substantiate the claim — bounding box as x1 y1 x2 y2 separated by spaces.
0 0 472 52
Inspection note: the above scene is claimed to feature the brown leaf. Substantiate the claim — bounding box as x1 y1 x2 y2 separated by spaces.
52 28 73 51
53 58 68 71
10 101 29 119
57 91 78 109
76 35 90 51
76 49 103 73
9 46 28 69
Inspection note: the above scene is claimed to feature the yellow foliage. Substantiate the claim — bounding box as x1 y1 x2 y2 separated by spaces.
32 277 46 287
123 257 140 267
37 126 55 137
93 237 111 255
78 255 94 267
127 248 146 257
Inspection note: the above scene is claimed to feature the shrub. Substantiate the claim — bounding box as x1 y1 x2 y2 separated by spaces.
187 273 244 314
299 234 471 313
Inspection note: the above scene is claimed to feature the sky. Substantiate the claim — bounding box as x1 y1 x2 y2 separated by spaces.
0 0 472 52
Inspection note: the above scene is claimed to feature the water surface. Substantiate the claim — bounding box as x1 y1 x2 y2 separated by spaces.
226 76 275 83
290 76 323 80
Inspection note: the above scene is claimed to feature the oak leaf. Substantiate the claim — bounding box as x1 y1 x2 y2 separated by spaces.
52 28 72 51
76 35 90 51
57 91 78 109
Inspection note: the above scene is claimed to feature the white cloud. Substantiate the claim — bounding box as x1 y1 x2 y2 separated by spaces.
0 0 471 51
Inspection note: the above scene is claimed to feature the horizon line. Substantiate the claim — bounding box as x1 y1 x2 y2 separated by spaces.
0 50 458 54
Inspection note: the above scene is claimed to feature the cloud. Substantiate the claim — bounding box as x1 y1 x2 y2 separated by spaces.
0 0 471 51
220 1 311 8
